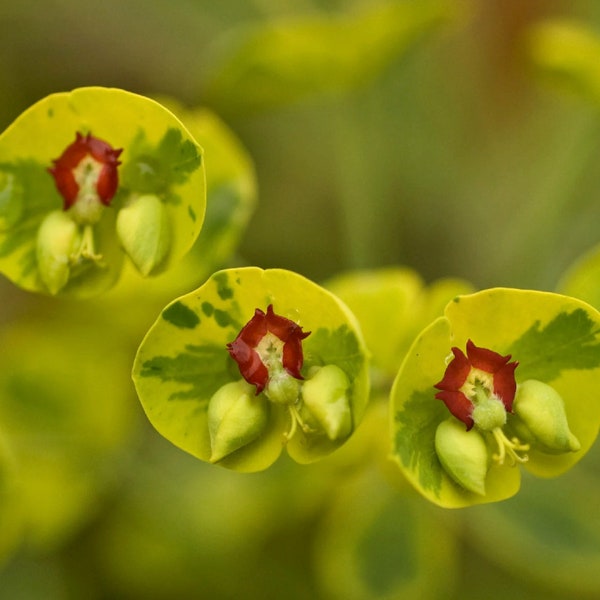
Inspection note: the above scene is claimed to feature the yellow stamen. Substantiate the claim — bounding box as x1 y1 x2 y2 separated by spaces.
70 224 104 265
283 403 314 441
491 427 529 466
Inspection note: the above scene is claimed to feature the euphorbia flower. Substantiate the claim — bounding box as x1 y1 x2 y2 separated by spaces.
391 287 599 508
435 340 526 466
434 340 518 431
227 304 311 395
48 132 122 214
133 267 370 472
0 87 206 297
39 132 124 276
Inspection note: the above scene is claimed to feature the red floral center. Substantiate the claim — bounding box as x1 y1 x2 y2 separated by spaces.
227 305 311 394
48 132 122 211
434 340 518 430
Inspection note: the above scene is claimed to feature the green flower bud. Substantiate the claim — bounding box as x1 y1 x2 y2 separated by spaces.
208 380 270 463
0 172 23 230
301 364 352 441
36 210 81 295
513 379 581 453
471 395 507 431
265 372 301 405
435 418 490 495
116 193 171 276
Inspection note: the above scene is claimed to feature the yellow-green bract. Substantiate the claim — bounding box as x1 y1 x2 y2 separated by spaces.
325 267 473 384
390 288 600 508
0 87 206 297
132 267 370 472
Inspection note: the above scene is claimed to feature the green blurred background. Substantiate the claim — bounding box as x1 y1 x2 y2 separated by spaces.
2 0 600 598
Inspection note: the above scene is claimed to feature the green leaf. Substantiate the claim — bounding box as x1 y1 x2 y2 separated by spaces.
390 288 600 508
527 19 600 107
133 267 370 472
0 87 206 297
203 0 463 115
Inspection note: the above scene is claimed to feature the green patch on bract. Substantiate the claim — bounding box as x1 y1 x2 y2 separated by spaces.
120 127 201 203
508 309 600 382
139 343 233 402
213 271 234 300
213 308 236 328
161 301 201 329
305 325 364 378
394 389 447 495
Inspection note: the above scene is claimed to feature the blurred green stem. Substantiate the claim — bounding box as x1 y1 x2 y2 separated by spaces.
498 112 600 287
332 89 392 269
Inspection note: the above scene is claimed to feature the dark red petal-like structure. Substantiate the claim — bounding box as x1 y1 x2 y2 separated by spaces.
434 347 475 429
226 305 311 394
466 339 511 373
434 390 475 430
434 340 518 429
493 360 519 412
226 336 269 394
466 339 518 412
264 305 310 379
48 132 122 210
434 347 471 392
236 308 268 346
